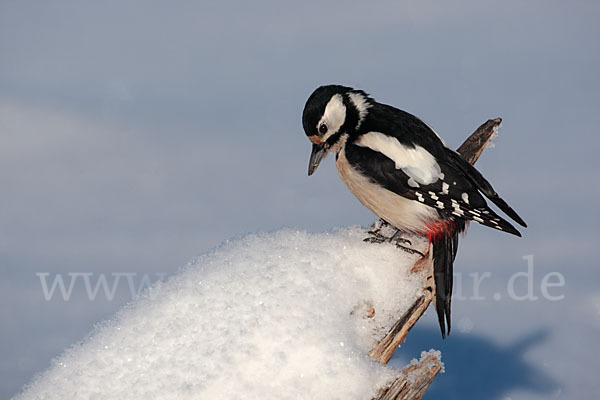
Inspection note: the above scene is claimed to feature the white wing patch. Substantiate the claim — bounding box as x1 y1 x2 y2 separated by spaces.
356 132 443 185
407 177 420 188
442 182 449 194
317 94 346 141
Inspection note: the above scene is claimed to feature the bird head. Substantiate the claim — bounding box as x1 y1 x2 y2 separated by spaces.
302 85 372 175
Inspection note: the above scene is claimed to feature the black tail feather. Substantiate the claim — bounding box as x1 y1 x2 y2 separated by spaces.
433 221 465 338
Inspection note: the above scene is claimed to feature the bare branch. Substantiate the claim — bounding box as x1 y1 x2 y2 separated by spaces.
457 118 502 164
373 352 443 400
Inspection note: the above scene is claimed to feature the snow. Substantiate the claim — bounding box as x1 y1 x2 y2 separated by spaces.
14 227 426 400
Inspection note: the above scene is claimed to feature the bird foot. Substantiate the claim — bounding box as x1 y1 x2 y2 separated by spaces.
389 230 413 247
364 226 424 257
363 232 388 244
394 244 425 257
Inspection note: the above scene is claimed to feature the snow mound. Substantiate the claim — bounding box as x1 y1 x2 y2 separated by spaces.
15 227 425 400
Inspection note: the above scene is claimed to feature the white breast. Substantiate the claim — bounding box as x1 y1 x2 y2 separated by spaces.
336 148 438 232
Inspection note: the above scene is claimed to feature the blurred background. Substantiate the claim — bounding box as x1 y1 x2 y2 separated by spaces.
1 0 598 398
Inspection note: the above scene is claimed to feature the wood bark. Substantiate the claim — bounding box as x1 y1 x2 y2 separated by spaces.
369 118 502 399
373 353 443 400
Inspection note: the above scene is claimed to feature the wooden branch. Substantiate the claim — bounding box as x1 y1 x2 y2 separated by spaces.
457 118 501 164
368 118 502 398
368 247 433 363
373 352 443 400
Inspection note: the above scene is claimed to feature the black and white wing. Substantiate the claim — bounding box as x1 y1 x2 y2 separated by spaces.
344 136 524 236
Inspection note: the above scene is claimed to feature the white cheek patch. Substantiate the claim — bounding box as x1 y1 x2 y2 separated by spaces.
356 132 443 185
348 92 371 128
317 94 346 141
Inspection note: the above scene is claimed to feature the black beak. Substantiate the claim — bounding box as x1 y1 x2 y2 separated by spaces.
308 143 327 176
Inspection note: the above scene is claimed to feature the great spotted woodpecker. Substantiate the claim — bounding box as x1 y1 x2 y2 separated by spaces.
302 85 526 337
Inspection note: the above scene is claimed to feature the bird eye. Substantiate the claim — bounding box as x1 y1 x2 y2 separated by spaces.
319 123 328 135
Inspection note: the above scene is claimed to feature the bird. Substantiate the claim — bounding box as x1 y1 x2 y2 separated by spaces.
301 84 526 337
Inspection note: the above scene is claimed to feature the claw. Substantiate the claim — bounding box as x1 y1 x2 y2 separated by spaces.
395 244 425 257
364 228 423 256
363 232 387 244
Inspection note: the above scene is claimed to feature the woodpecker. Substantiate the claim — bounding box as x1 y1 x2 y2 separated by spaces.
302 85 526 337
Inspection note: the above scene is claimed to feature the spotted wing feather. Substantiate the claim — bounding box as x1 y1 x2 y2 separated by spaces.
345 143 522 236
446 150 527 228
